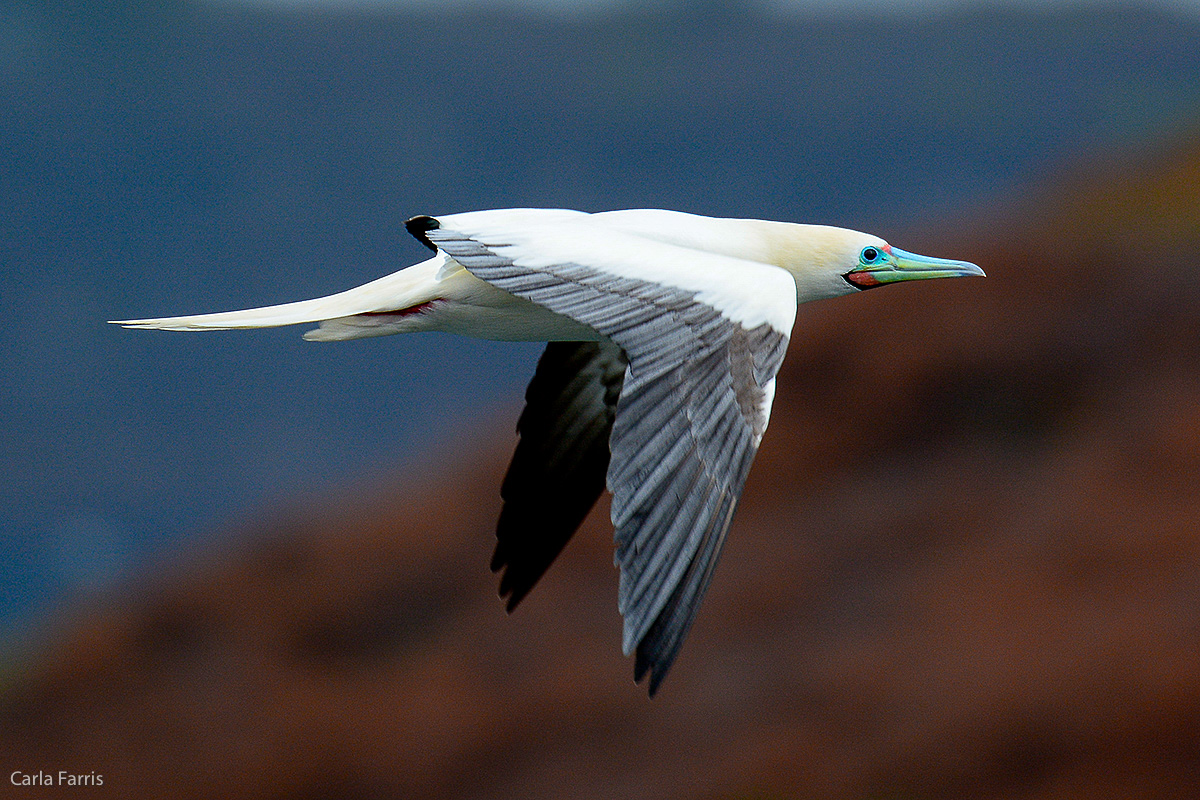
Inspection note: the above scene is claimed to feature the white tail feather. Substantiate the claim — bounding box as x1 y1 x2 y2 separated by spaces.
109 255 443 334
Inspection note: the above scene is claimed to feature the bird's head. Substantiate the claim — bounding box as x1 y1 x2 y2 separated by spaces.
778 225 985 302
842 240 985 291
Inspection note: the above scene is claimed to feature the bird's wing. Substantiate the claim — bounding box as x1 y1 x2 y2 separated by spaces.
494 339 627 612
424 210 797 694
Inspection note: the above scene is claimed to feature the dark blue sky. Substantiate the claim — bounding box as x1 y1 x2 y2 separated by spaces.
4 1 1200 651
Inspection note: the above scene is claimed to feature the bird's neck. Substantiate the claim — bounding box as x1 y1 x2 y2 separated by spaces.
761 222 867 304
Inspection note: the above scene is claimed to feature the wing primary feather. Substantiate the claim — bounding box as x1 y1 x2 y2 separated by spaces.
615 462 708 633
404 215 440 251
635 489 738 696
624 473 722 651
492 340 627 612
610 426 698 529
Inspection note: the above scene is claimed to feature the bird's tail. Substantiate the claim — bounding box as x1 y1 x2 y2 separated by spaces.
109 255 445 342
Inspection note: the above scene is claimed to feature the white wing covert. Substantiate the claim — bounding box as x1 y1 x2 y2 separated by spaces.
422 211 796 694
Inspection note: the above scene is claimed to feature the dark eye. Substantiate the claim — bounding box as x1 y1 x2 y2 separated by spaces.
860 246 881 264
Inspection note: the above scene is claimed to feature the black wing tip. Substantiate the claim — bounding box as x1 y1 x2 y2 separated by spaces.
492 554 531 614
404 215 440 252
500 592 522 614
634 647 668 698
498 582 528 614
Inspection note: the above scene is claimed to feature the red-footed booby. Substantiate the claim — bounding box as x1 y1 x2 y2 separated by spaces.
112 208 983 695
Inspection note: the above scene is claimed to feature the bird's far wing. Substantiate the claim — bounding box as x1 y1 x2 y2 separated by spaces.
425 211 797 694
494 339 627 612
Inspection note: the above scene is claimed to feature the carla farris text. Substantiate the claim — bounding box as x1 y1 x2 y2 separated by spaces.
11 771 104 787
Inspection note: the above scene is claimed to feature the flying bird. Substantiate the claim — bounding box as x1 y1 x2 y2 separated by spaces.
112 208 983 694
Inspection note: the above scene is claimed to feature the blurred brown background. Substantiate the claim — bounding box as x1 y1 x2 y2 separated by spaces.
7 123 1200 800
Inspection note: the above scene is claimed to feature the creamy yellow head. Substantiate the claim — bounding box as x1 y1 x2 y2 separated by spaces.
759 221 985 303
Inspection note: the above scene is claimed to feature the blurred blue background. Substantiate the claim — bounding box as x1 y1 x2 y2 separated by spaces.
5 0 1200 649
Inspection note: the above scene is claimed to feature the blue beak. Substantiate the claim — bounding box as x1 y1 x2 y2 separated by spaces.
846 247 985 289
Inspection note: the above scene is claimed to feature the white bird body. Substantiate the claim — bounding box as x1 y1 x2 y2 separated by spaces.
117 209 876 342
113 207 983 694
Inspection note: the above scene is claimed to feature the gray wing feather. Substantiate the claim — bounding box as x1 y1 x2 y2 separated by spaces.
428 222 790 695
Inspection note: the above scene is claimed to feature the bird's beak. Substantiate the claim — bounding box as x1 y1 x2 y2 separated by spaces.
845 247 985 289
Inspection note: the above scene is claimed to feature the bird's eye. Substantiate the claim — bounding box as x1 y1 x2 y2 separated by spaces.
860 246 882 264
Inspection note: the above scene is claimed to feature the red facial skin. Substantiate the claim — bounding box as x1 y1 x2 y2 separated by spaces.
844 244 892 289
845 271 882 288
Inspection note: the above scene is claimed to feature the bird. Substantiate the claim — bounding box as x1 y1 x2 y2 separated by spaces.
112 208 984 695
